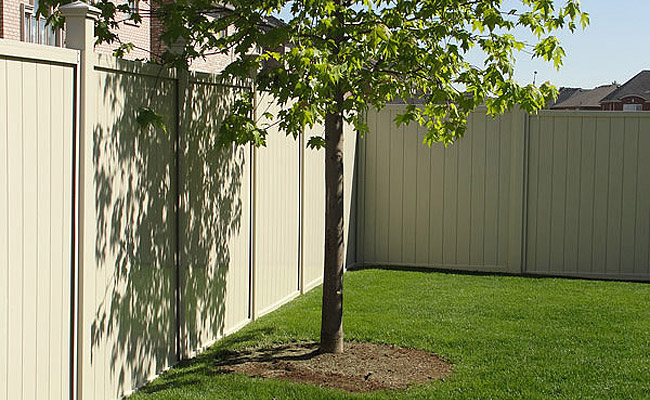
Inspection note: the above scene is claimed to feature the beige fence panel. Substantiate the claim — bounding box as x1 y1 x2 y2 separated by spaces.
526 112 650 280
302 123 326 291
254 93 301 316
344 122 358 267
302 120 358 291
357 106 526 273
180 74 252 356
80 57 178 400
0 40 77 400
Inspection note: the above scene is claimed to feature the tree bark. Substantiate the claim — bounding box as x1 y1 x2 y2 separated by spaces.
320 90 345 354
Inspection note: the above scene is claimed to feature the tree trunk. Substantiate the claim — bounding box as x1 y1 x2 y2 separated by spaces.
320 91 345 354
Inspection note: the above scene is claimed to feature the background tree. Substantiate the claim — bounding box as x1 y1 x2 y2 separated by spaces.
45 0 588 354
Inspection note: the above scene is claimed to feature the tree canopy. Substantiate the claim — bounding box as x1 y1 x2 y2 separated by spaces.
45 0 587 146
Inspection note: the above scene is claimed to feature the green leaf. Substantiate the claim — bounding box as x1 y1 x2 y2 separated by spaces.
136 107 167 133
307 136 326 149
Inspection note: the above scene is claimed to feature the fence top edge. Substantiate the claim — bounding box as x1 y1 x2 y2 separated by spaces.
0 38 79 66
189 71 252 89
94 54 177 80
535 110 650 118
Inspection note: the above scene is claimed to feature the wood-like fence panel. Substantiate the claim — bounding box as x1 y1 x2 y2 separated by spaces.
180 74 252 358
358 105 650 281
0 40 77 400
357 106 526 273
526 112 650 279
254 94 301 317
83 58 179 399
303 123 326 291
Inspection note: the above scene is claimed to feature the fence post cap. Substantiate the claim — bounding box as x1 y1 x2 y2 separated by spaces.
60 1 101 19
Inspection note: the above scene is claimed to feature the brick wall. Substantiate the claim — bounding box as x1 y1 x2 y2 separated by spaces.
94 0 151 60
2 0 28 40
0 1 4 37
148 3 233 73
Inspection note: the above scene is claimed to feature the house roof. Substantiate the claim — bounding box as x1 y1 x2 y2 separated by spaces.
601 70 650 102
551 87 580 107
551 84 619 109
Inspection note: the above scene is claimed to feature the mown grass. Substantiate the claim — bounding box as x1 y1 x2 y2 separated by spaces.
131 269 650 399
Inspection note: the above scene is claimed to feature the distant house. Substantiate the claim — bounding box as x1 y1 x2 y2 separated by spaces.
550 84 619 110
0 0 236 73
600 70 650 111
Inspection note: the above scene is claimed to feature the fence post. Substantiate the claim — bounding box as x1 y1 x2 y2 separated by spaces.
60 2 100 400
175 68 189 360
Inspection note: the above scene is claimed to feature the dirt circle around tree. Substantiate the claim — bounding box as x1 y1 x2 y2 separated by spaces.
215 341 452 393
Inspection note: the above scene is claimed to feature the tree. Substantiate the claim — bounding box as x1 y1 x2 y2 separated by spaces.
45 0 587 354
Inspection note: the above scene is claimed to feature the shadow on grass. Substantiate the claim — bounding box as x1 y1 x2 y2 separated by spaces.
215 342 321 367
135 325 282 394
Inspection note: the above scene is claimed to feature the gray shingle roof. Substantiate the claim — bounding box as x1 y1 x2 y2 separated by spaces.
601 70 650 102
550 84 619 109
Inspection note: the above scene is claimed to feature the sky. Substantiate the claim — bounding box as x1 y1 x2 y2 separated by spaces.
276 1 650 89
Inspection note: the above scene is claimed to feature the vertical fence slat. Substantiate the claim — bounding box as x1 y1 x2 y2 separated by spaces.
620 118 640 274
484 115 500 266
564 116 582 271
577 117 596 274
388 109 404 262
429 140 445 265
402 117 417 264
415 124 431 265
36 62 53 400
470 112 486 266
635 118 650 274
442 140 458 265
525 117 538 273
536 116 555 272
364 111 378 263
22 60 39 400
550 116 568 273
592 117 611 273
501 111 515 269
355 119 366 265
0 57 8 400
456 120 472 266
375 109 391 262
6 59 24 400
61 66 74 400
606 117 625 273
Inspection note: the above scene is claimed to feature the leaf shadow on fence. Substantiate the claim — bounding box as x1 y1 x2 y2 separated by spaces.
90 62 249 397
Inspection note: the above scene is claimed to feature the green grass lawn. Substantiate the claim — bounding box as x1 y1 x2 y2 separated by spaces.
131 269 650 399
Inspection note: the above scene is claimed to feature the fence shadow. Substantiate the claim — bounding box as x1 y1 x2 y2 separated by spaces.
89 62 248 395
179 77 249 356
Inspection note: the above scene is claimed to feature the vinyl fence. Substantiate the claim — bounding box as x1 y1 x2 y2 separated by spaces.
0 40 78 400
356 106 650 281
526 112 650 280
4 6 650 400
0 7 357 400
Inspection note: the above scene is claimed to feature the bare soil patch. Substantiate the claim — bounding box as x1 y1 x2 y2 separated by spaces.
215 341 451 393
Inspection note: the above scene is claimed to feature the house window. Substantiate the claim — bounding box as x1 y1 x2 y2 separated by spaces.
127 0 139 18
22 1 61 46
623 103 642 111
